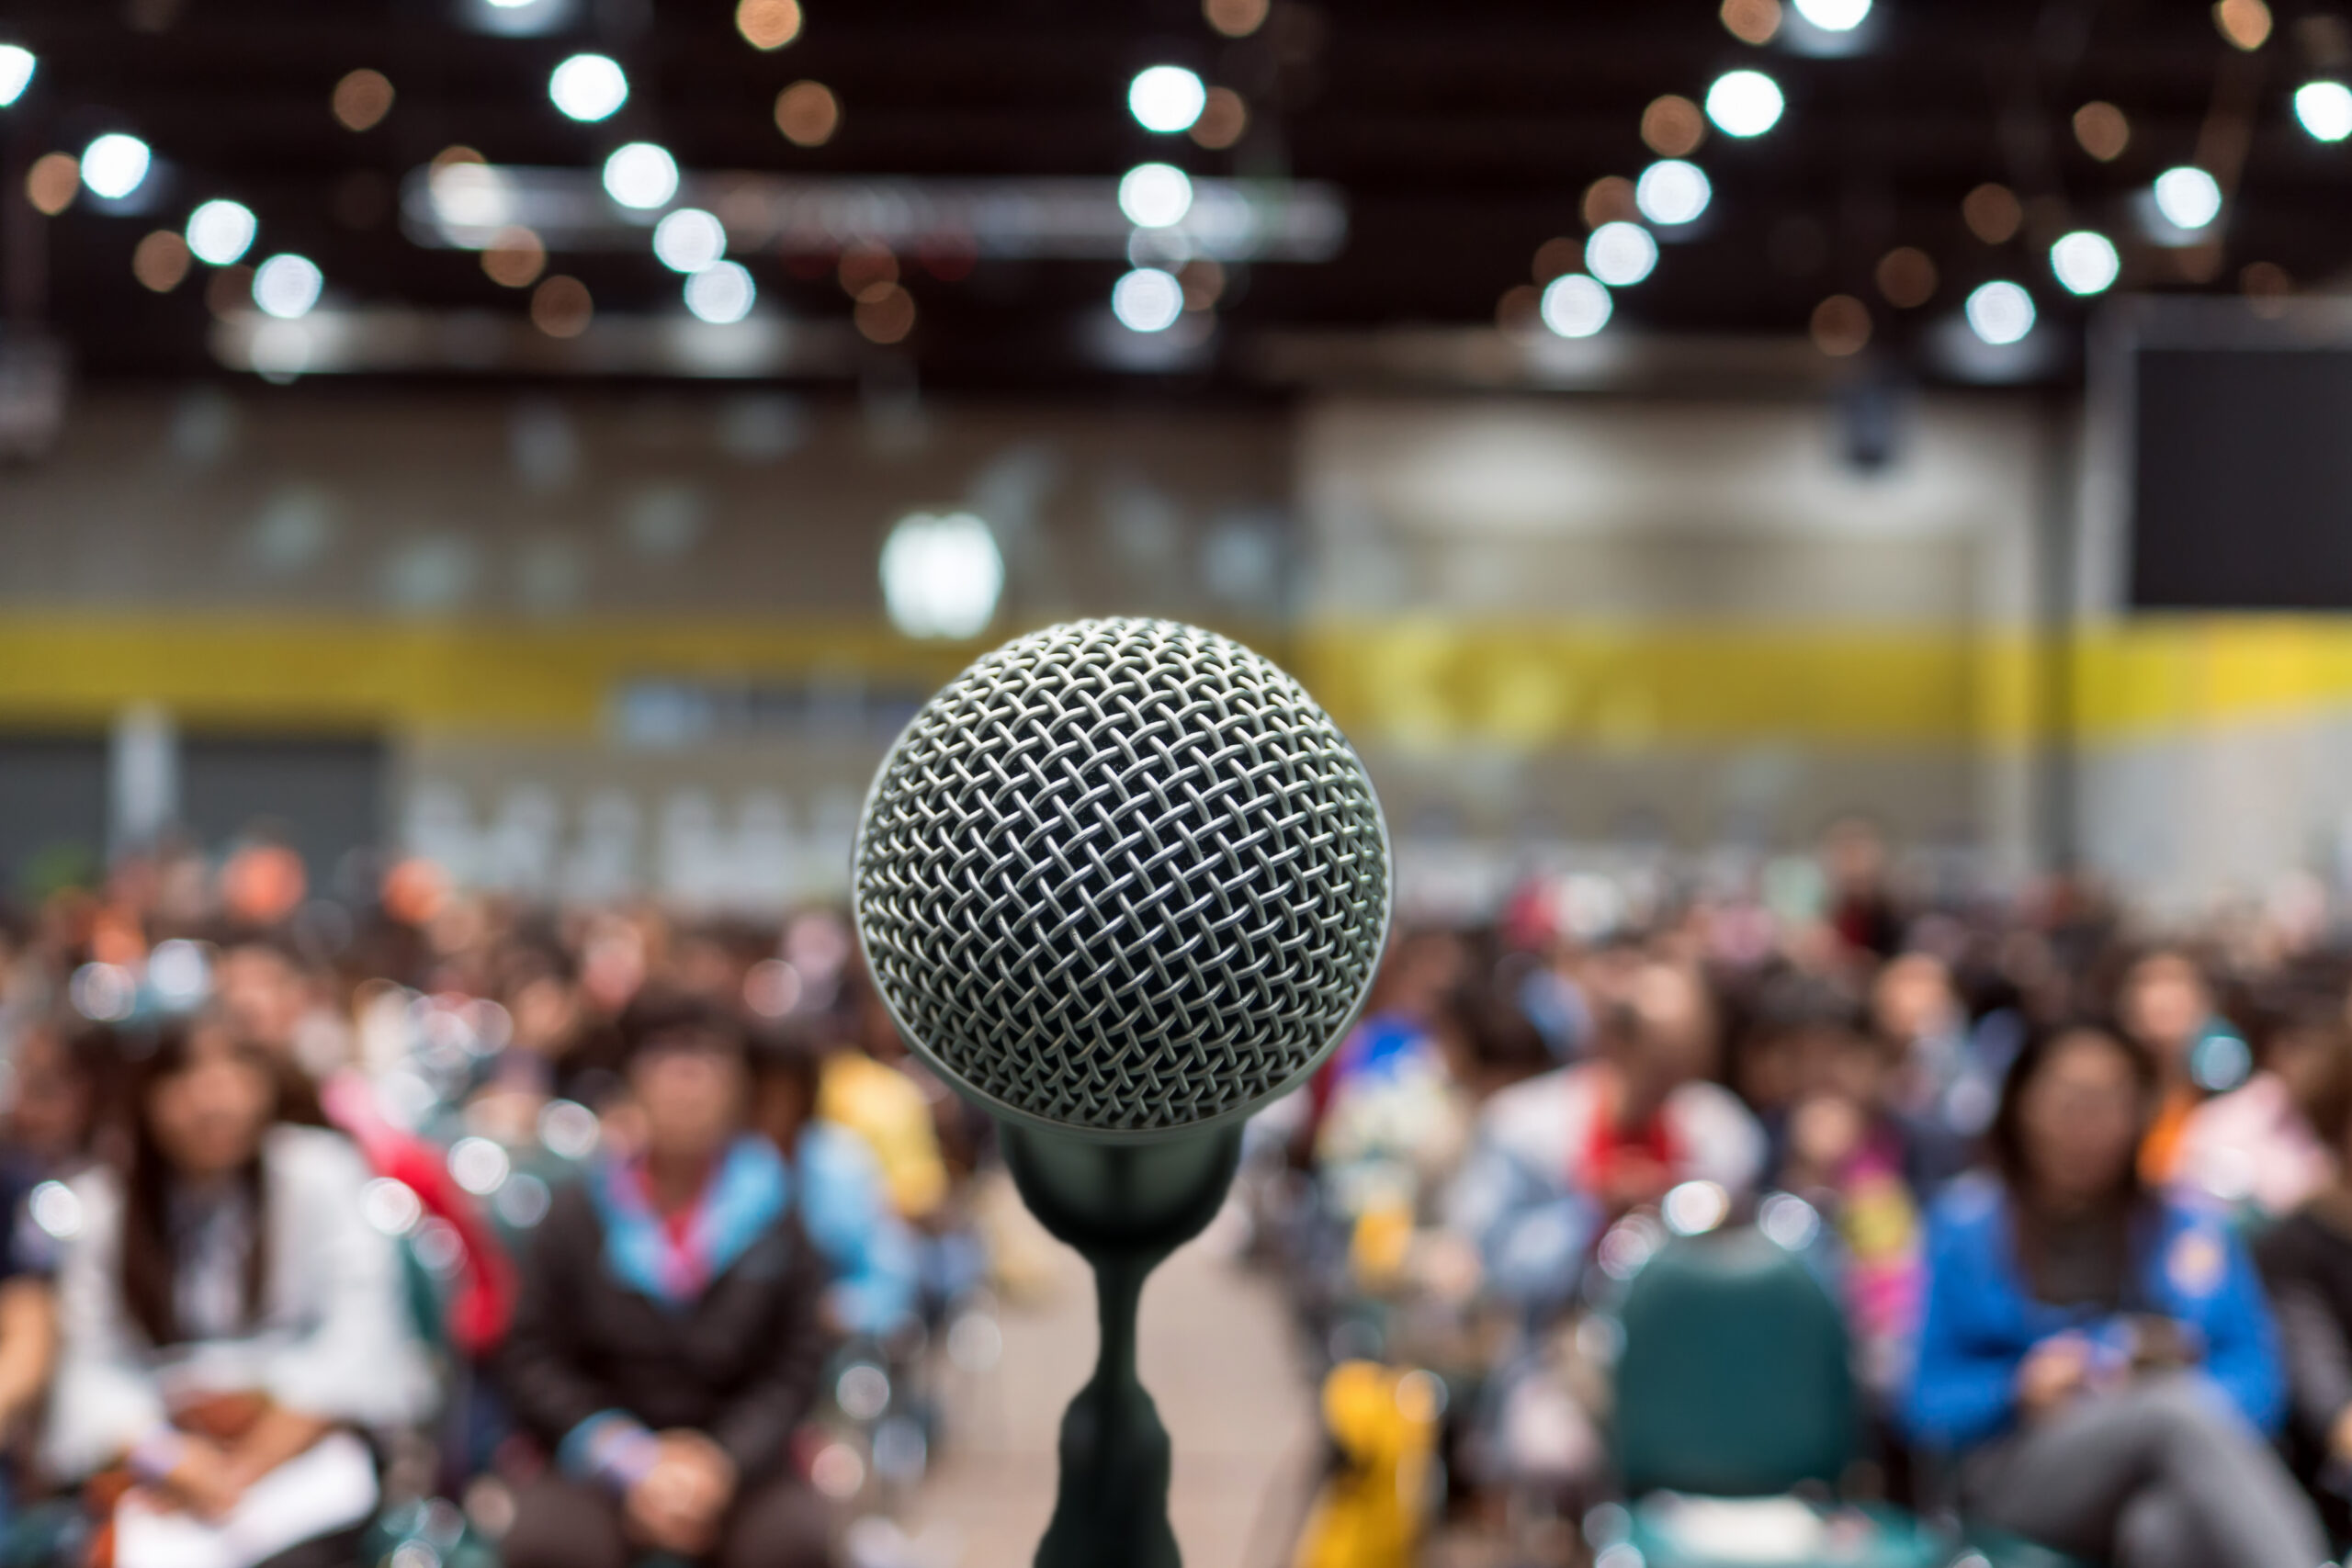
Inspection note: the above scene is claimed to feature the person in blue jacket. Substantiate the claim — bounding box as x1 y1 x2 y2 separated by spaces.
1905 1020 2326 1568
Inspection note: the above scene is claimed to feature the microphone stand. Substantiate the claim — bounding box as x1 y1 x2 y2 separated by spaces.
999 1122 1247 1568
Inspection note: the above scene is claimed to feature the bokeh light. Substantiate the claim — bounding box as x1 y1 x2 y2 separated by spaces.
1582 175 1639 229
550 54 628 122
1112 266 1184 332
0 44 36 107
854 281 917 344
1964 280 2036 345
2214 0 2271 50
132 230 191 292
1585 221 1658 287
26 152 76 215
1191 87 1249 150
1634 161 1711 226
2073 100 2129 161
1540 274 1611 338
1962 182 2022 243
333 69 395 132
2154 165 2222 231
602 143 679 209
186 199 258 265
653 208 727 273
880 512 1002 639
1130 66 1207 134
1705 70 1783 137
775 81 840 147
736 0 803 51
1721 0 1782 44
1204 0 1270 38
1810 294 1870 355
1119 163 1193 229
2050 230 2120 296
481 226 548 288
81 133 152 200
531 275 593 337
1875 246 1938 308
1792 0 1869 29
252 253 324 319
684 259 756 323
2296 82 2352 142
1640 95 1706 157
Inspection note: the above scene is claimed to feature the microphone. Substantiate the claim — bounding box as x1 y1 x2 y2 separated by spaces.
854 617 1390 1568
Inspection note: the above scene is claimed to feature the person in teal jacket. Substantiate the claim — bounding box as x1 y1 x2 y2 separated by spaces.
1905 1021 2326 1568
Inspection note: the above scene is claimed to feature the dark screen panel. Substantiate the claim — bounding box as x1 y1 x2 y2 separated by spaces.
0 734 107 897
2132 347 2352 609
179 735 386 887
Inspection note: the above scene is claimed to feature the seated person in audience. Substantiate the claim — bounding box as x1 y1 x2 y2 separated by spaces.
499 995 835 1568
2175 1003 2336 1218
0 1156 60 1529
2253 1023 2352 1530
2117 948 2229 1186
44 1018 433 1568
747 1017 921 1340
4 1016 104 1178
1905 1021 2324 1568
1445 957 1761 1297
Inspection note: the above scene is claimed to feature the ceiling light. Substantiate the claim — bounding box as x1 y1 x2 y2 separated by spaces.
1705 70 1784 137
1792 0 1870 28
2049 231 2120 296
1129 65 1207 133
185 199 258 265
683 259 755 323
2153 166 2222 230
1112 266 1184 332
1634 161 1711 226
1118 163 1193 228
0 45 34 107
253 254 324 320
652 208 726 272
549 54 628 122
80 133 152 200
1540 274 1611 338
880 512 1002 640
603 142 678 209
1964 280 2035 345
2296 82 2352 142
1585 221 1658 286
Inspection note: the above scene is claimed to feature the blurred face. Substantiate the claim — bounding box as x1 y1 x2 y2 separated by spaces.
2019 1030 2143 1209
1872 953 1956 1043
632 1032 747 1164
147 1028 277 1179
1611 963 1715 1114
6 1031 91 1159
2120 953 2209 1058
217 946 309 1054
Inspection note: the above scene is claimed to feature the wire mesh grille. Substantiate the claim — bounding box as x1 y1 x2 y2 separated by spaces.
854 618 1391 1135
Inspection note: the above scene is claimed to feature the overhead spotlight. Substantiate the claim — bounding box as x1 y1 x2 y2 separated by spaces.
603 142 679 209
549 53 628 122
879 512 1002 640
80 133 152 200
653 208 726 272
1129 65 1207 134
1634 161 1711 226
1586 221 1658 286
1117 163 1193 228
684 259 755 323
0 45 34 107
1705 70 1783 137
1112 266 1184 332
253 254 324 320
1792 0 1870 28
1964 280 2035 345
2295 82 2352 142
1540 274 1611 338
2153 165 2222 230
185 199 258 265
2049 231 2120 296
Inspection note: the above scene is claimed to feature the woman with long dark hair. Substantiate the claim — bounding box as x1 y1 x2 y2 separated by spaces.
1905 1021 2324 1568
42 1019 431 1568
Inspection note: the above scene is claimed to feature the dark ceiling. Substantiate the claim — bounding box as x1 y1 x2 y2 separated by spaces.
0 0 2343 389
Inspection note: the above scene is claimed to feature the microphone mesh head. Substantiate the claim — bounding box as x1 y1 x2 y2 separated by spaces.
854 618 1391 1137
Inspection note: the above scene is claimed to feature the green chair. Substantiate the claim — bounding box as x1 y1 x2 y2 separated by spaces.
1607 1228 1947 1568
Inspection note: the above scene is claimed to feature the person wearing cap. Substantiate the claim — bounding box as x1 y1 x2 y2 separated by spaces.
498 993 834 1568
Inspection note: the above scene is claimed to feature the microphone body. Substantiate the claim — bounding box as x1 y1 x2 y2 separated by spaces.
854 618 1390 1566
